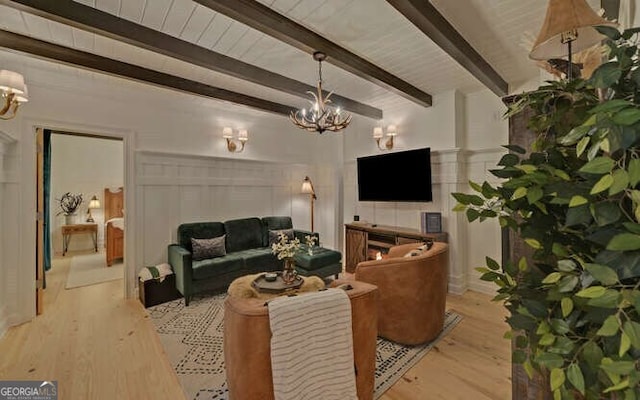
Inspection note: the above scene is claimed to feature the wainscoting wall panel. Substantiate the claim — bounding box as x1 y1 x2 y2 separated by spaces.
343 148 504 294
0 133 19 337
136 151 339 271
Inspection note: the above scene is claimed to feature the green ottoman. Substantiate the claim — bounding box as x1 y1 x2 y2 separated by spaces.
294 246 342 279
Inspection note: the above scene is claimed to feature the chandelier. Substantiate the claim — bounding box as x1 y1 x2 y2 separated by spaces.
290 52 352 134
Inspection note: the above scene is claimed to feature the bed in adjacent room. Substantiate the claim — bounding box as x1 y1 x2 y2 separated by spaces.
104 187 124 266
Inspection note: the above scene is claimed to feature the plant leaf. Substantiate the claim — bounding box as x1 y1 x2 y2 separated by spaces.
591 174 614 194
525 238 541 249
600 361 635 375
576 136 590 157
622 321 640 349
561 297 573 317
579 156 615 174
597 315 620 337
629 158 640 186
512 187 527 200
567 363 585 395
613 108 640 125
576 286 607 298
609 169 629 195
591 61 622 88
603 380 630 394
568 195 588 207
619 331 631 357
550 368 565 391
607 233 640 250
542 272 562 284
584 263 619 285
527 186 543 204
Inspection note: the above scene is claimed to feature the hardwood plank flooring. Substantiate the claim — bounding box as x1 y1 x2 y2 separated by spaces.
0 255 511 399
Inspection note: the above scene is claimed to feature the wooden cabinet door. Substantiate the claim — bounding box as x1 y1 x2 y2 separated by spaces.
345 228 367 273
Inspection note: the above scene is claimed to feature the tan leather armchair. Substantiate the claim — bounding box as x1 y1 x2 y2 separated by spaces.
224 280 379 400
355 241 449 345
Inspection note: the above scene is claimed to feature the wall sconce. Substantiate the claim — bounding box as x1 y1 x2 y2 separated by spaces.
373 124 397 150
86 195 100 223
222 127 248 153
0 70 29 120
301 176 316 232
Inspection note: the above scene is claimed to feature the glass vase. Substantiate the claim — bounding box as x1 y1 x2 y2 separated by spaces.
282 258 297 284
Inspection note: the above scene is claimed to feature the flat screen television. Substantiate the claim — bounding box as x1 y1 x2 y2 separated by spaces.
357 147 432 202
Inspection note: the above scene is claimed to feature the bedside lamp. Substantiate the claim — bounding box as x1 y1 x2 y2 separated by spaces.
86 195 100 223
301 176 316 231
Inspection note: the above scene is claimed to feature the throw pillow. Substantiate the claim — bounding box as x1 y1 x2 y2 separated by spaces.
403 241 435 257
191 235 226 261
269 229 295 246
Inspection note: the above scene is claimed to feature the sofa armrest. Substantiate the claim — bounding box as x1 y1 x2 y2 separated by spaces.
294 229 320 245
168 244 192 298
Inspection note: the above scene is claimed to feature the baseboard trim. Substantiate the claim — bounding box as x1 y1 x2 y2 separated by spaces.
468 280 497 296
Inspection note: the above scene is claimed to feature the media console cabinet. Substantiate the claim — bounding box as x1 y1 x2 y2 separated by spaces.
344 222 448 273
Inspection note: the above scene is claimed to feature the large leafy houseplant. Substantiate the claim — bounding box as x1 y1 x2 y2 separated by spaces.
453 27 640 399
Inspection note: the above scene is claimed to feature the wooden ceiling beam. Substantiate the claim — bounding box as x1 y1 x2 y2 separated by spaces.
0 0 382 120
385 0 508 97
193 0 433 107
0 29 295 116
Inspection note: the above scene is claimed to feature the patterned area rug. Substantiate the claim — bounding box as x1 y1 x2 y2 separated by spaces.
148 293 462 400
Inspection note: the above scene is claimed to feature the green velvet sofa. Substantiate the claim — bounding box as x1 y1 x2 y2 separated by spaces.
168 216 342 305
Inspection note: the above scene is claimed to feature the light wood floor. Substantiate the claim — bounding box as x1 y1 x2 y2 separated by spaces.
0 254 511 399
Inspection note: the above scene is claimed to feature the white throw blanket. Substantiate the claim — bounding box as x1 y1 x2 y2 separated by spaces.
138 263 173 282
268 289 357 400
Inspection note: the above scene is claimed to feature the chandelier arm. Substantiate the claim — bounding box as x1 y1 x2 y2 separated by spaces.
0 100 19 120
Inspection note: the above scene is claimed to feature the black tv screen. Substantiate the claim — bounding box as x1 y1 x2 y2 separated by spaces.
357 148 433 202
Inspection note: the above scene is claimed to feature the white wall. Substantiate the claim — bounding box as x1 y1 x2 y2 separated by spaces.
50 134 124 254
1 49 347 327
0 129 19 338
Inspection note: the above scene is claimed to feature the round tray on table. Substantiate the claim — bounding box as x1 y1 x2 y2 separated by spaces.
252 272 304 294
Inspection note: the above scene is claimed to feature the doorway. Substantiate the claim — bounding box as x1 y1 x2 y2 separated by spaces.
36 129 125 314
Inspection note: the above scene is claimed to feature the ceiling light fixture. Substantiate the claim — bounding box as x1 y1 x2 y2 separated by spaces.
290 52 352 134
222 127 248 153
373 124 397 150
529 0 615 80
0 70 29 120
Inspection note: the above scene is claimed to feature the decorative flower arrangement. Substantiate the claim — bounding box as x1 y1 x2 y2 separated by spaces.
271 232 301 260
56 192 83 216
305 234 317 255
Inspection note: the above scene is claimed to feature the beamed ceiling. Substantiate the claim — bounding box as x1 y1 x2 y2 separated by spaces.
0 0 605 121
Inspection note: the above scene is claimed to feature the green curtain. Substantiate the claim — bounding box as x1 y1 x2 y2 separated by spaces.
44 129 52 273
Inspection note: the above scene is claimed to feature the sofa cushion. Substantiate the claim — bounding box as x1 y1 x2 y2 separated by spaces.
236 248 280 271
268 228 294 246
178 222 225 252
192 253 244 280
224 218 264 253
294 246 342 271
191 235 226 261
261 216 293 246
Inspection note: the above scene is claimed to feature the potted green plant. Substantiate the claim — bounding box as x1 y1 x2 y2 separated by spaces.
453 26 640 399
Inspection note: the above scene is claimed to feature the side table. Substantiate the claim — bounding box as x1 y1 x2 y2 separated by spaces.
62 223 98 256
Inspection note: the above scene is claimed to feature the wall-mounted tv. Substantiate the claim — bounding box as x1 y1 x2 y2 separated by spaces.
357 147 432 202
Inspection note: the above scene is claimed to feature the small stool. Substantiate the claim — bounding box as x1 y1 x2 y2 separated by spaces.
294 246 342 279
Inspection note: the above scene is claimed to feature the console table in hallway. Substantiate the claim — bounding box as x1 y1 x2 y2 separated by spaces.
62 223 98 256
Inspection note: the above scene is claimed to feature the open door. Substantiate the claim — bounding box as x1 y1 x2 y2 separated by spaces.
36 127 44 315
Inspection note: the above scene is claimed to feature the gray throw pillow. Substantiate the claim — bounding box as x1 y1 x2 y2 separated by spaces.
269 229 294 246
191 235 226 261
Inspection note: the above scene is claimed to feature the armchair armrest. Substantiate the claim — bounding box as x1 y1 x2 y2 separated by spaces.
294 229 320 245
168 244 192 302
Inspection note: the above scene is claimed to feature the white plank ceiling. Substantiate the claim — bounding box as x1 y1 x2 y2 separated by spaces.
0 0 602 120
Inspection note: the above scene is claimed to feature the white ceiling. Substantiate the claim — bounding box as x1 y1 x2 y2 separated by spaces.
0 0 602 120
